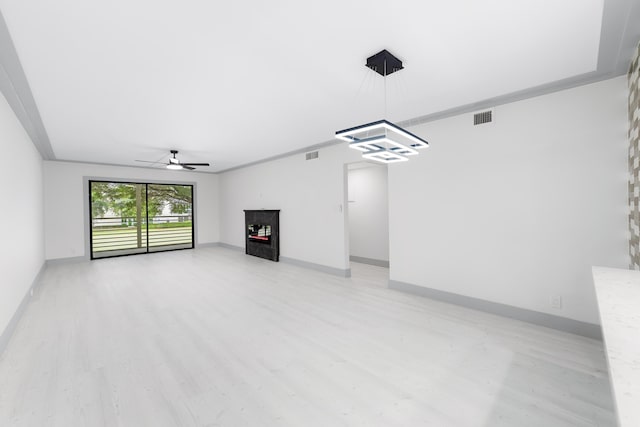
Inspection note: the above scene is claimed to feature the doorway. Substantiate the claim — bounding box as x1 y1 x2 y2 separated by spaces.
89 181 194 259
346 162 390 285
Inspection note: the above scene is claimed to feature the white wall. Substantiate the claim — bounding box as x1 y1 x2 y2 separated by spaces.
389 76 629 324
348 164 389 262
217 77 627 324
0 91 44 336
43 161 220 260
219 144 361 270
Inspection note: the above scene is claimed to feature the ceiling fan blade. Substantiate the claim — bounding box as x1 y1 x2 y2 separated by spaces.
135 159 167 165
182 165 196 170
181 163 210 166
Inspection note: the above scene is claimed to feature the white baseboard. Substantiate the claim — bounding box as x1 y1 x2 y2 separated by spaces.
389 279 601 340
0 262 47 356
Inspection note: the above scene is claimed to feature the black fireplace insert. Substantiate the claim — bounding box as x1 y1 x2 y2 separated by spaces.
247 224 271 244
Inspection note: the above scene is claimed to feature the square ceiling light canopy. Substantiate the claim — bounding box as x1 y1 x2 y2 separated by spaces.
366 49 404 76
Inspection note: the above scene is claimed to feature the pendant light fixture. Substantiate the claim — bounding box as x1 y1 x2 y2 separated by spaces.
336 49 428 163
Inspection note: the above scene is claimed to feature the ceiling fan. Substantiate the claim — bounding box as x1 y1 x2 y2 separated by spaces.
136 150 210 170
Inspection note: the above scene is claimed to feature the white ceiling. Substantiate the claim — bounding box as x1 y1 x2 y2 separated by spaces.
0 0 639 172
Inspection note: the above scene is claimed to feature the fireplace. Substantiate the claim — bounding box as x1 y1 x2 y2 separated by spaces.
244 210 279 261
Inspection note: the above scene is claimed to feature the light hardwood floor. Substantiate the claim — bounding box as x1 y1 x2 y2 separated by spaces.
0 247 615 426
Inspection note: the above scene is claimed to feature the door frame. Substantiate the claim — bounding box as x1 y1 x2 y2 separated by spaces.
83 176 198 260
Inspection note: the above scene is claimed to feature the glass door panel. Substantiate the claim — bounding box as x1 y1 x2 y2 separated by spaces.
90 182 148 259
147 184 193 252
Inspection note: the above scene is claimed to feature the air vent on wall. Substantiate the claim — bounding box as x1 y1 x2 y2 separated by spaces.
305 151 319 160
474 110 493 125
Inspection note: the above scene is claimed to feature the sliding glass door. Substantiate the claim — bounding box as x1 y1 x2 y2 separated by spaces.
90 181 194 259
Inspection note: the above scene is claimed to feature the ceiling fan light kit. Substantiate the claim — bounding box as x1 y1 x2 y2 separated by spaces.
336 49 429 164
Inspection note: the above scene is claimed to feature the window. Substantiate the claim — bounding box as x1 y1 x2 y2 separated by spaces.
89 181 194 259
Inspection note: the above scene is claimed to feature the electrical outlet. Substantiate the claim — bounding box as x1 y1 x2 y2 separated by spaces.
551 295 563 309
30 288 33 297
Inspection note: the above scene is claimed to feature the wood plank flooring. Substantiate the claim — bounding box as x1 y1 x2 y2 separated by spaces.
0 247 615 426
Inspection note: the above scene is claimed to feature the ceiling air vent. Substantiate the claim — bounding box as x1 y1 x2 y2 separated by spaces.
305 151 319 160
474 110 493 125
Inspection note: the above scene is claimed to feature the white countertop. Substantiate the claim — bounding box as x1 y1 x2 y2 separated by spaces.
592 266 640 427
